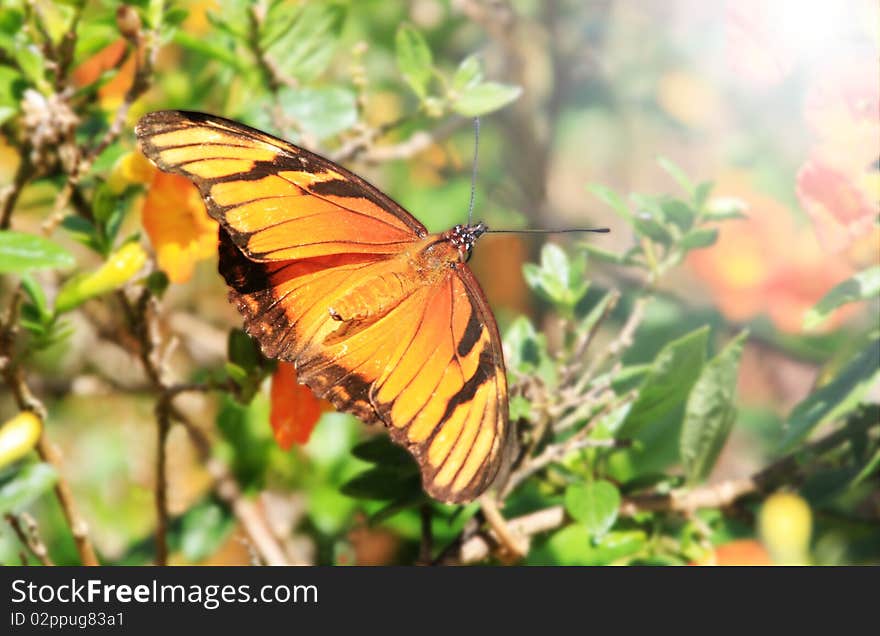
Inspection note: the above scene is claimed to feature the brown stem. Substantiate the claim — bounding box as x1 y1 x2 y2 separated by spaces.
154 402 171 566
118 289 292 566
446 415 875 564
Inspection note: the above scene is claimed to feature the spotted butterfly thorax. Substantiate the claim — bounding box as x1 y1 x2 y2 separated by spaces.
136 111 510 503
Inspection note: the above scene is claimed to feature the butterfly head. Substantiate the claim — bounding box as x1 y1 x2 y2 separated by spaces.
448 222 488 261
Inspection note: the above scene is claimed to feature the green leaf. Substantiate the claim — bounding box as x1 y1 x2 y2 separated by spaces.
529 527 646 565
351 436 418 475
781 337 880 450
693 181 714 210
657 155 694 196
395 24 433 98
804 266 880 330
452 82 522 117
851 445 880 487
509 395 532 420
15 45 46 88
0 462 58 516
340 467 422 501
227 329 261 375
0 66 24 125
503 316 553 383
277 87 357 141
581 243 627 265
609 364 651 394
451 54 483 92
172 31 246 71
180 501 234 562
632 211 672 244
578 291 615 333
0 8 23 35
703 196 748 221
20 274 50 323
564 481 621 540
619 325 709 438
523 243 589 312
660 199 696 231
588 184 632 222
0 231 75 273
265 3 345 82
216 392 272 491
61 214 101 252
680 331 748 484
679 227 718 251
308 484 357 534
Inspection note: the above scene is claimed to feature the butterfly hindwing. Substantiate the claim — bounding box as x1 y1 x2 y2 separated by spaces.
140 111 509 503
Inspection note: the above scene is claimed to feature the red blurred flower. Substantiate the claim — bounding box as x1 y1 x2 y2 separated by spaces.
798 57 880 260
797 157 878 257
269 362 333 449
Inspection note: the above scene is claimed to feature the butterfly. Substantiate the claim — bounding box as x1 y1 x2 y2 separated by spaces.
136 111 510 504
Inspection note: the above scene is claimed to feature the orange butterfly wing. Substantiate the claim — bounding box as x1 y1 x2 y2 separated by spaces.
137 111 509 503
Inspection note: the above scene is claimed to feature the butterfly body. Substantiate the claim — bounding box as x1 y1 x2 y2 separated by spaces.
137 111 509 503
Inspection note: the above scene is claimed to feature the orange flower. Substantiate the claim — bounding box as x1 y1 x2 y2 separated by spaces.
688 172 854 333
72 39 136 110
690 539 772 566
269 362 333 449
141 171 218 284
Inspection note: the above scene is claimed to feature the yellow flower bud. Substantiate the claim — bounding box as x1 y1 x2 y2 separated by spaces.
56 242 148 313
759 491 813 565
0 412 42 470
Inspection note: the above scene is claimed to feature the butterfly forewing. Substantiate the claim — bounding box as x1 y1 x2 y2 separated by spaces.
138 110 509 503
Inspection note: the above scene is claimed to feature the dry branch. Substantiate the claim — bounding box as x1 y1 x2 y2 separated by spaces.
443 416 874 564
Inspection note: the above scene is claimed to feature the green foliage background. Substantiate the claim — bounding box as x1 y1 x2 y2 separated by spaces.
0 0 877 566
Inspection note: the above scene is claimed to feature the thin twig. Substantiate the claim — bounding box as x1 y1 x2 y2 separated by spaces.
246 3 296 93
0 291 99 566
43 7 161 235
574 295 649 395
478 495 528 561
0 152 34 230
5 513 54 566
559 290 620 386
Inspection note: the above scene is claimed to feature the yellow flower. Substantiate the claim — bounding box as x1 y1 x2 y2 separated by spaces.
141 171 218 284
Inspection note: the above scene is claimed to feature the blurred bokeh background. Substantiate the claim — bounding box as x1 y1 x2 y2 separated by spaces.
0 0 877 565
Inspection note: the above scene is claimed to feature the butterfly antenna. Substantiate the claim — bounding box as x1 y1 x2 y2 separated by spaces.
464 117 610 235
485 227 610 234
467 117 480 227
